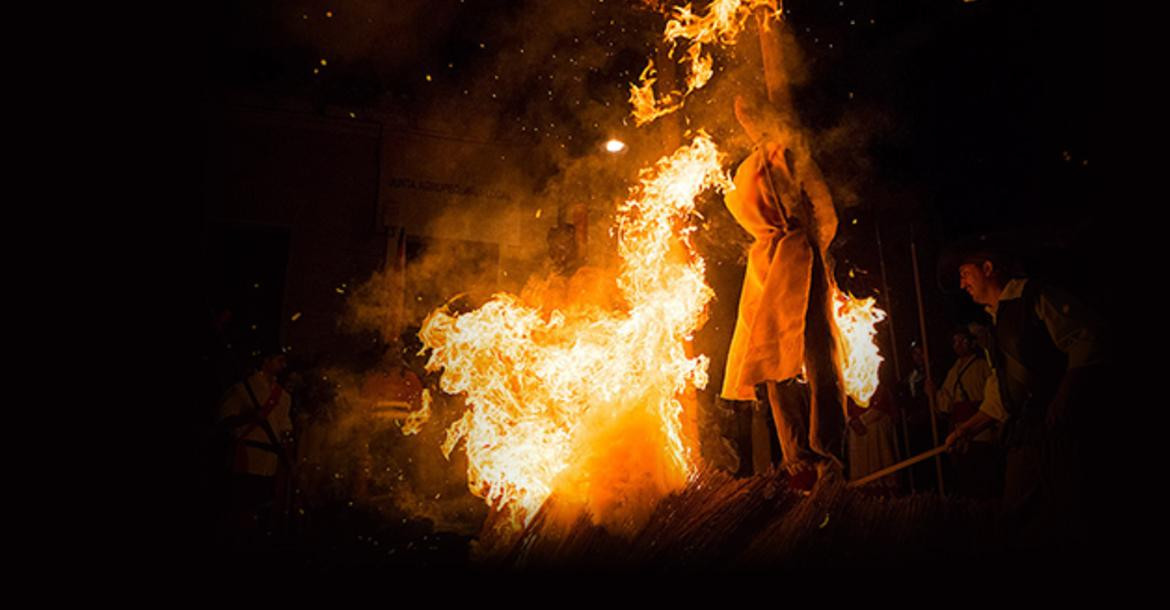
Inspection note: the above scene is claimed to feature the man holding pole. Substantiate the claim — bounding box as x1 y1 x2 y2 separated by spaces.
941 236 1105 551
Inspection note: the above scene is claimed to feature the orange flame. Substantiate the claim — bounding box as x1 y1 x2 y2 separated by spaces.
630 0 782 125
420 133 732 537
831 290 887 407
401 389 432 436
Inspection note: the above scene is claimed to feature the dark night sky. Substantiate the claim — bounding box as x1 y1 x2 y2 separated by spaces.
204 0 1101 233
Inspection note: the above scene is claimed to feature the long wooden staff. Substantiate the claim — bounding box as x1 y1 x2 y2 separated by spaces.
848 445 947 488
911 231 946 495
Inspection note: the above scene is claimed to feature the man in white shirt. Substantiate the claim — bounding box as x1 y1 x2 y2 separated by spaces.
218 352 294 535
933 326 1001 497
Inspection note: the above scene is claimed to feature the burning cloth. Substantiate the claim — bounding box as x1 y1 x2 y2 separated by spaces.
720 117 840 399
720 98 847 468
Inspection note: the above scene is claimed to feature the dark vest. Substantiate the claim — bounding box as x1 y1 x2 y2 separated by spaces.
990 279 1066 446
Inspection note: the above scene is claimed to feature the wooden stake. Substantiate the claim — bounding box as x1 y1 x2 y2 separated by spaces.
874 219 915 490
755 9 790 109
910 230 946 495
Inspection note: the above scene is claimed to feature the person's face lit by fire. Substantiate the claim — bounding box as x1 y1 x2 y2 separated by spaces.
958 261 1001 307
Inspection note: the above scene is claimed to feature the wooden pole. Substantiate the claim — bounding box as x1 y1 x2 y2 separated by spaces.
873 220 903 381
910 229 946 495
744 7 789 474
848 445 947 488
874 218 915 490
755 8 791 111
397 227 407 328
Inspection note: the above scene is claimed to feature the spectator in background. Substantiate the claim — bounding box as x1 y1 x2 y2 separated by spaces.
217 350 294 540
932 325 1002 498
847 363 902 493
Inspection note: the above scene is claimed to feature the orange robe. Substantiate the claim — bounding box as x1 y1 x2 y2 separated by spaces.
720 144 839 402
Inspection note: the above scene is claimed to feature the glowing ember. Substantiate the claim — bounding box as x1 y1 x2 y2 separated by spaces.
604 139 627 153
630 0 782 125
830 290 886 407
420 133 731 537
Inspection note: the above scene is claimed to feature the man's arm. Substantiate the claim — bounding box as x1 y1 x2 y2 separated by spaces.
1036 285 1106 426
945 411 996 452
947 374 1005 451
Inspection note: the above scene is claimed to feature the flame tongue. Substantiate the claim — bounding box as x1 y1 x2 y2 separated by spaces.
831 290 887 408
421 133 731 536
630 0 782 125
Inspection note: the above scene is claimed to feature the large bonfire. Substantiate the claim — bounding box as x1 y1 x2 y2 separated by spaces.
421 134 732 538
415 0 886 543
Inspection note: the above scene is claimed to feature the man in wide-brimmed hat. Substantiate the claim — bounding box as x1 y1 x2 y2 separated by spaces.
939 234 1105 550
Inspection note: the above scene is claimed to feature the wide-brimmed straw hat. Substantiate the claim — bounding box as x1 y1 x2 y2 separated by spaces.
937 233 1023 294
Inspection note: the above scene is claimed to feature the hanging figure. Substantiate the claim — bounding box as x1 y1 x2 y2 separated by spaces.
720 90 847 490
